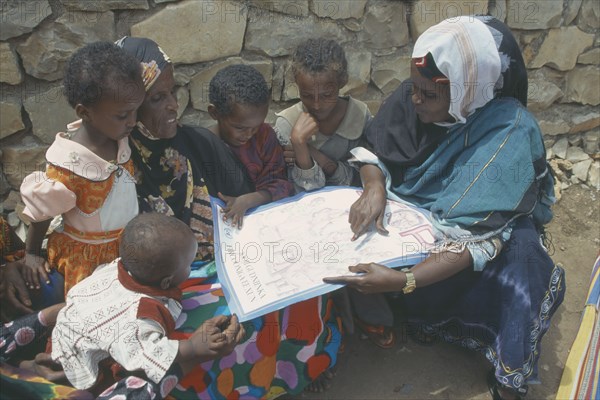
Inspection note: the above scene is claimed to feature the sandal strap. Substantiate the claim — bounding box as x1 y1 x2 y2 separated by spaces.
354 318 396 349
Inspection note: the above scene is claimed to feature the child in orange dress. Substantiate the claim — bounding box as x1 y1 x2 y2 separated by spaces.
20 41 145 295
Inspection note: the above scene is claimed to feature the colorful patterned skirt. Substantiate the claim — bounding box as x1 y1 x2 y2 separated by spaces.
172 279 342 399
0 283 341 400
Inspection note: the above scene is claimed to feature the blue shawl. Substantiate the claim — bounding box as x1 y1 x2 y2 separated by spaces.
359 97 554 242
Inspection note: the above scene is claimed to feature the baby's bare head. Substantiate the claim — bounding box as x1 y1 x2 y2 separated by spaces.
119 213 196 287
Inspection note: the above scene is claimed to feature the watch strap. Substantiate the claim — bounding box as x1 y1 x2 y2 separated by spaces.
401 268 416 294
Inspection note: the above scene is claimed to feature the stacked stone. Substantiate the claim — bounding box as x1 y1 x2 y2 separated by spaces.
515 0 599 195
1 0 599 237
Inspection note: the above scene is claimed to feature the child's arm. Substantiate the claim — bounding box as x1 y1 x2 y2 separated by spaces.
217 125 293 229
291 142 355 187
276 114 326 191
310 146 357 186
296 102 372 187
289 112 319 170
308 146 338 177
307 109 372 185
218 191 271 229
64 315 243 389
22 219 52 289
288 112 360 187
176 315 245 375
253 126 294 200
96 315 245 399
20 164 79 289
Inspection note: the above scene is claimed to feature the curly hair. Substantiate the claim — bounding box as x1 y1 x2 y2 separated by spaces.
119 213 194 286
291 38 348 86
209 64 269 116
63 41 142 108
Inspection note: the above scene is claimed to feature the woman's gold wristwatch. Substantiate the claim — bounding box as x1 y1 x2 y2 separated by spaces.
401 268 416 294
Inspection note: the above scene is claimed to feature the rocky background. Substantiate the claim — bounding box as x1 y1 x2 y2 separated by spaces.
1 0 599 238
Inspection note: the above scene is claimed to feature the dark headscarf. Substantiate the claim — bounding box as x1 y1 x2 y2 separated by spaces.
115 36 171 91
367 15 528 186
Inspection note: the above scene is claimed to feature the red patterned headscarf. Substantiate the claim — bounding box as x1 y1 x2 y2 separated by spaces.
413 52 449 84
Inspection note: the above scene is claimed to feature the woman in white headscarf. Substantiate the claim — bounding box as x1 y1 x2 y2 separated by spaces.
325 16 563 400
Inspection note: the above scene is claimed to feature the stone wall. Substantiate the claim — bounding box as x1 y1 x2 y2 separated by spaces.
1 0 599 233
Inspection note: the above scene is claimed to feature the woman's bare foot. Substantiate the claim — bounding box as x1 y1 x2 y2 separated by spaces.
304 367 336 393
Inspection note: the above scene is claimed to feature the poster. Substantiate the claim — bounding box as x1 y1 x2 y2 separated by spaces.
212 187 436 322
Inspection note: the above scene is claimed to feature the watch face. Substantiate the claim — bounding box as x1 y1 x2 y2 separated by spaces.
402 269 416 294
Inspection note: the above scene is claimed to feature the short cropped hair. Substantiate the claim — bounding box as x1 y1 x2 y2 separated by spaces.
63 41 141 108
209 64 269 116
291 38 348 86
119 213 193 285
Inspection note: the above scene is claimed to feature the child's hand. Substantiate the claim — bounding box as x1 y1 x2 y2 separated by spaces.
188 315 245 361
21 253 52 290
218 314 245 354
290 112 318 145
218 193 250 229
283 144 296 166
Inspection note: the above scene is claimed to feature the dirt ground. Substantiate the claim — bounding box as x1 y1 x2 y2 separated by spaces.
292 185 599 400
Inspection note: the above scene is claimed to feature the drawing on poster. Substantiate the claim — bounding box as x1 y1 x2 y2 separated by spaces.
213 187 437 321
